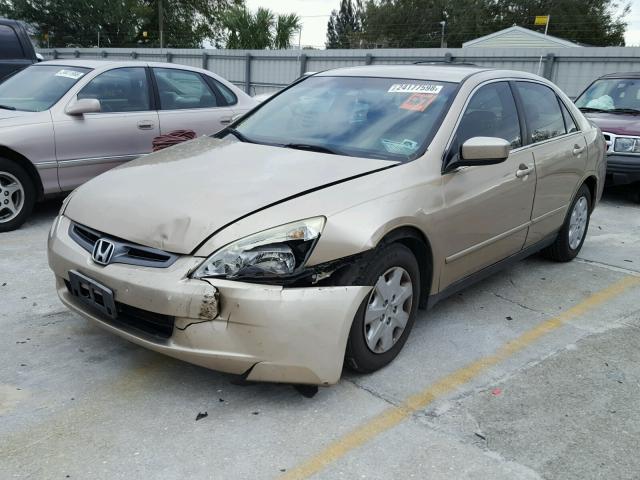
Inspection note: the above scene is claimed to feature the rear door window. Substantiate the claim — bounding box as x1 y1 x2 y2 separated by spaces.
78 67 150 112
515 82 567 143
153 68 219 110
0 25 25 59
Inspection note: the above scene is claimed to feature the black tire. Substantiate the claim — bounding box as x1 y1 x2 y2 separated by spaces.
542 184 591 262
0 158 36 233
345 243 421 373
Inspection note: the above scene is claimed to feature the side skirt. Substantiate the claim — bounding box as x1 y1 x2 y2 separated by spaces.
427 233 558 310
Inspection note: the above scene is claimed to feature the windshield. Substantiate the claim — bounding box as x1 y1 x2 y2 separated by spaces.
0 65 90 112
232 76 458 161
575 78 640 113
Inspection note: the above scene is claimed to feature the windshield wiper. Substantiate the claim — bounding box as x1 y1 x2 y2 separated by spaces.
608 107 640 115
284 143 339 155
225 127 254 143
0 104 16 111
578 107 608 113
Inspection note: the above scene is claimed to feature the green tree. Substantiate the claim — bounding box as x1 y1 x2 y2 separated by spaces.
326 0 364 48
0 0 243 48
222 6 301 49
360 0 628 48
495 0 629 46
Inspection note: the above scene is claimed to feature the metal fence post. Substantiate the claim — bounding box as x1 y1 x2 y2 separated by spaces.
166 51 172 63
365 53 373 65
299 53 307 77
202 52 208 70
543 53 556 80
52 49 58 59
101 50 107 58
245 52 252 94
444 52 453 63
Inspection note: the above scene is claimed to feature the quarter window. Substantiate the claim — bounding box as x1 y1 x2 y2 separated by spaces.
154 68 218 110
0 25 24 59
454 81 522 150
515 82 566 143
559 101 578 133
78 68 150 113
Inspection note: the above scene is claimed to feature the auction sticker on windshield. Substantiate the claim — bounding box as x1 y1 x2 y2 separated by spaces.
400 93 437 112
55 69 85 80
388 83 443 94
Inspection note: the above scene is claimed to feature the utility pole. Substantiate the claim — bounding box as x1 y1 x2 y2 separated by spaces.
159 0 164 49
440 21 446 48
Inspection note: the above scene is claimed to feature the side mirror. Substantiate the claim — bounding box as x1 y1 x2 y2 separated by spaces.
66 98 101 116
35 53 44 62
445 137 511 172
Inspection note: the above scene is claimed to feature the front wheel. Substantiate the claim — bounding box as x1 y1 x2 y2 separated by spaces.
0 159 36 233
345 243 421 373
543 184 591 262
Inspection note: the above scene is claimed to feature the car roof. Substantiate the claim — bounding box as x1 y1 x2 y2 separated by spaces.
316 64 490 83
37 59 210 72
599 72 640 79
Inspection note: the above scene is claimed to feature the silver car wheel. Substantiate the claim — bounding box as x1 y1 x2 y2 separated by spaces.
0 171 24 223
568 196 588 250
364 266 414 354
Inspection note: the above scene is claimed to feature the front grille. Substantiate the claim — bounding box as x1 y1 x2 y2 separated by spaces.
69 222 179 268
65 279 175 339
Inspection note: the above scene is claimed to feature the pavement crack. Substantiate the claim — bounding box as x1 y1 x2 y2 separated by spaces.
492 292 547 315
344 378 400 408
575 257 640 276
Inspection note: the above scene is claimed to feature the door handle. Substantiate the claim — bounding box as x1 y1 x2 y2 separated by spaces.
515 164 534 178
137 120 155 130
220 117 232 125
572 144 585 156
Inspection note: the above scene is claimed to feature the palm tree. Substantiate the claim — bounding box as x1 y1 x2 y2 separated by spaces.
222 6 300 49
274 13 302 49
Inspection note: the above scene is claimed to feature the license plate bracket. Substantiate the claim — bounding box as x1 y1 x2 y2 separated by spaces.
68 270 117 320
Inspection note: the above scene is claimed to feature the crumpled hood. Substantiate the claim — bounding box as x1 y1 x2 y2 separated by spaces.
585 112 640 136
65 136 393 254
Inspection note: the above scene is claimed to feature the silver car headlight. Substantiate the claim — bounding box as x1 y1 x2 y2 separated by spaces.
613 137 640 153
192 217 325 279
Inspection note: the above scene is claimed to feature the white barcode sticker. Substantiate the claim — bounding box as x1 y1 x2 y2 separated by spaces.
388 83 443 94
55 69 85 80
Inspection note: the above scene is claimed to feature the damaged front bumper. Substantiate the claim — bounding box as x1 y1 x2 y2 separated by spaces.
48 216 370 385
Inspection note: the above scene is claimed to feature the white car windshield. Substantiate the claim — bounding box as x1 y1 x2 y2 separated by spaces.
0 65 91 112
232 76 458 161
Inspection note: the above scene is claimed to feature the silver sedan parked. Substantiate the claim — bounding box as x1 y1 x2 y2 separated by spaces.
0 60 256 231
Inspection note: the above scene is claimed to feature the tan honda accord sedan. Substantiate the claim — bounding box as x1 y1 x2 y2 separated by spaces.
48 65 606 387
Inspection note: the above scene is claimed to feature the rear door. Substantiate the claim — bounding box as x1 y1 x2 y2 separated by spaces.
512 81 587 247
53 67 159 191
152 67 234 136
439 81 537 289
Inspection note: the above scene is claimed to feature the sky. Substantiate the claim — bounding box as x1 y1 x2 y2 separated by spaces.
246 0 640 48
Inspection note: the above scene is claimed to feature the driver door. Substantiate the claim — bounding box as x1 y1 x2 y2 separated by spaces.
53 67 159 191
439 81 536 289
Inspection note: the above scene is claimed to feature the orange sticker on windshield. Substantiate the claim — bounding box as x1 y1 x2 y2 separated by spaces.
400 93 437 112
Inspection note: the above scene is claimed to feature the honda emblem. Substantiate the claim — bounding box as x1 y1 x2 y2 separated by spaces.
92 239 115 265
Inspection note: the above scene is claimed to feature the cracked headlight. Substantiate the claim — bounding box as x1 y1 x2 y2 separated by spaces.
192 217 325 279
614 137 640 153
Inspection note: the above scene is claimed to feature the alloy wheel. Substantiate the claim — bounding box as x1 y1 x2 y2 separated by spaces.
0 171 25 223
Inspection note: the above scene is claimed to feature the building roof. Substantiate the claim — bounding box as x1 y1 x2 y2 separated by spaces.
462 26 581 48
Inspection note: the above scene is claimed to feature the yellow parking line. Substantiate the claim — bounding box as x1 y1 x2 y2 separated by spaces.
283 275 640 480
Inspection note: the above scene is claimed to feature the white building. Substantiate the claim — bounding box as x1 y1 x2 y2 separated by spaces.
463 26 582 48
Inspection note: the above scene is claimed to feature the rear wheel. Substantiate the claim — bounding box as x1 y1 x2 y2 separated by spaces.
0 158 36 233
345 243 420 373
543 184 591 262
